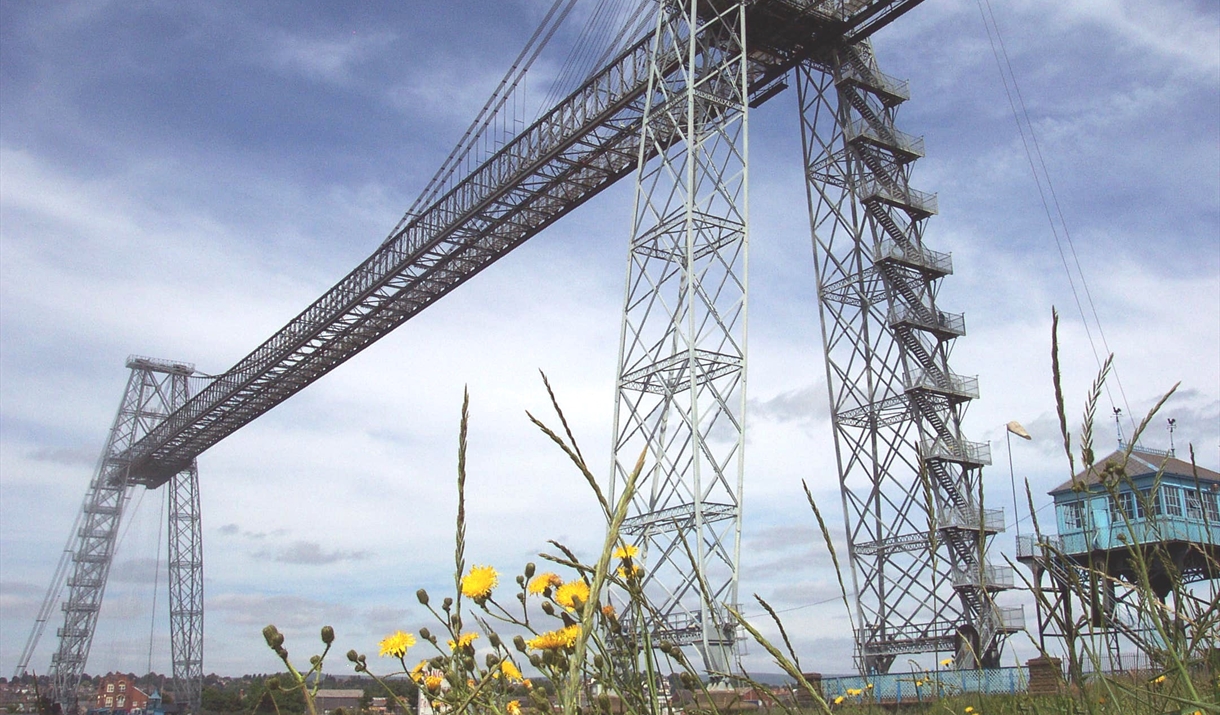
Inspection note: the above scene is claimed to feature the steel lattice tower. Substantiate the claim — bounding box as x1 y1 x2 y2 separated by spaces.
795 44 1020 672
33 356 204 713
609 0 750 678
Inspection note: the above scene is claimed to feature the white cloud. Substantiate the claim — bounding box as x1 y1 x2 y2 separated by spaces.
263 28 398 85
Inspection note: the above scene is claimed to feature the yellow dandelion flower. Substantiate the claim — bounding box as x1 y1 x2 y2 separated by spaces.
409 660 428 683
846 689 862 697
865 684 873 689
528 573 563 595
378 630 416 658
506 701 522 715
554 580 590 611
526 624 581 651
616 563 642 579
1151 675 1166 685
461 565 498 599
424 674 444 692
965 707 974 713
940 658 953 667
613 544 639 559
834 696 845 705
501 660 523 683
447 632 479 650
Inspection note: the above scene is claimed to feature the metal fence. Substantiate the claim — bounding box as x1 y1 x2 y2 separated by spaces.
821 667 1030 702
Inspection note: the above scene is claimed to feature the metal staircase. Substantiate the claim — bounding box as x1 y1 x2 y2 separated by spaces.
799 41 1019 670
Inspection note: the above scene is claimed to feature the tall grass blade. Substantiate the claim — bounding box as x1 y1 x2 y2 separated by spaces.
1050 308 1076 478
801 480 852 625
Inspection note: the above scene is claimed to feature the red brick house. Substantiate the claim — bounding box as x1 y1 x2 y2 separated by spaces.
95 674 149 712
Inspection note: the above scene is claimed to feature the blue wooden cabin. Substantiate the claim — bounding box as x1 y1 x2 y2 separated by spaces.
1048 448 1220 596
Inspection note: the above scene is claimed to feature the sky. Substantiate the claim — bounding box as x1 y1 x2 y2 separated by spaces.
1 0 1218 682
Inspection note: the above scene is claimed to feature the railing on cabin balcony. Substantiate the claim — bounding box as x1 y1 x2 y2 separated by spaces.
1054 516 1220 555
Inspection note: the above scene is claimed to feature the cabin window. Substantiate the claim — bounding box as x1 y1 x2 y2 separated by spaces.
1185 490 1203 520
107 684 115 693
119 683 127 693
1201 490 1219 522
1061 501 1085 530
1110 491 1137 521
1161 486 1183 517
1139 488 1160 517
118 697 126 708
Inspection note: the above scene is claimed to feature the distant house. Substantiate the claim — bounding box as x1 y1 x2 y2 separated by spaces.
314 689 364 714
95 674 150 713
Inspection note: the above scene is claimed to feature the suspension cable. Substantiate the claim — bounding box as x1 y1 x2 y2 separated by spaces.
395 0 579 231
975 0 1136 432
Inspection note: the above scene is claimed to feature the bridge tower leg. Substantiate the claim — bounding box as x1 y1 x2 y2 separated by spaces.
168 462 204 712
45 356 203 713
796 45 1018 672
609 0 750 681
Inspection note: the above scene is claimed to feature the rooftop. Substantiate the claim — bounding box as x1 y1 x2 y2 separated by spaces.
1049 448 1220 495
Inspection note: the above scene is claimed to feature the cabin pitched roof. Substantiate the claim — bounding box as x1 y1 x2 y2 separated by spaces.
1049 448 1220 495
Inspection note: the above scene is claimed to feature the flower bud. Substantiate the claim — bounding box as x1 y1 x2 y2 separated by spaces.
321 626 335 644
541 601 555 616
516 575 526 587
488 633 502 649
346 650 360 663
485 654 499 668
420 627 433 642
593 654 604 670
266 677 281 691
524 562 536 579
417 589 430 605
513 635 527 653
529 654 543 669
263 625 284 649
442 597 453 611
310 655 322 666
